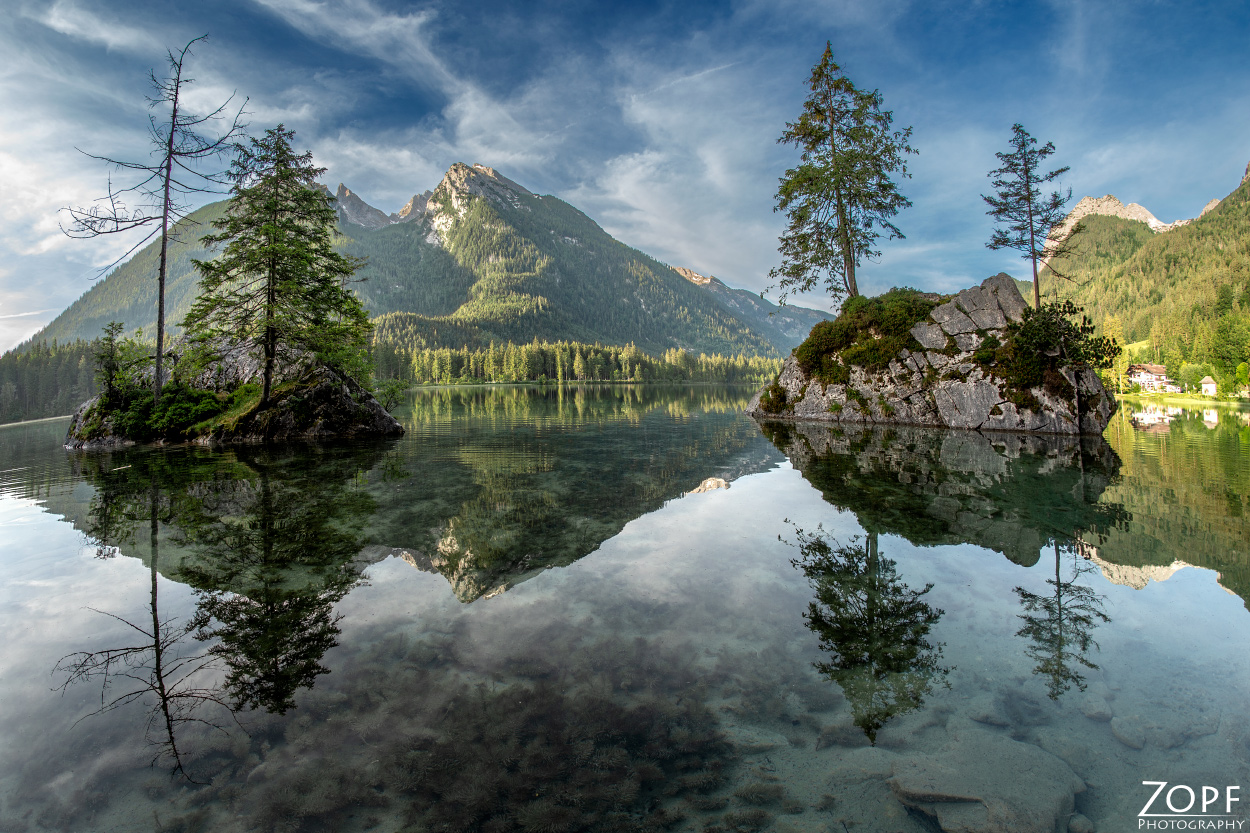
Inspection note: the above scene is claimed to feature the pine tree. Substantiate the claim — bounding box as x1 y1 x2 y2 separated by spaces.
770 43 915 304
982 124 1082 309
185 126 370 405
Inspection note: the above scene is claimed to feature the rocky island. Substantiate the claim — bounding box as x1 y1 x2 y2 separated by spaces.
747 274 1117 434
65 361 402 450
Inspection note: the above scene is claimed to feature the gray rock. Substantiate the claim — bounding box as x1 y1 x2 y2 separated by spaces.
888 728 1085 833
956 285 995 313
931 301 978 335
933 379 1003 429
1069 813 1095 833
746 274 1115 435
968 307 1008 329
64 396 135 450
984 272 1028 322
1079 695 1113 722
199 365 404 443
911 322 949 349
954 333 982 352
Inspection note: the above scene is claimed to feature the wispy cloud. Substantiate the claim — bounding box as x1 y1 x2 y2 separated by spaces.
34 0 163 53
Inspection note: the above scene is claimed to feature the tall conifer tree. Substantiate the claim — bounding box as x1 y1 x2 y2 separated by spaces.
982 124 1083 309
185 126 369 405
771 43 915 305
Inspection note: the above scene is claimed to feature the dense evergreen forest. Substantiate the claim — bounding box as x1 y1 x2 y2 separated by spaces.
373 337 779 385
1044 177 1250 391
0 340 96 424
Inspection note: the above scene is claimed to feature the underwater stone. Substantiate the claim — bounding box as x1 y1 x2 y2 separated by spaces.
1079 695 1113 722
724 724 789 754
1110 715 1146 750
888 728 1085 833
1069 813 1096 833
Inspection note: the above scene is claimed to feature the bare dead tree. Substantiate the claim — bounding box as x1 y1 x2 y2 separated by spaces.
62 35 247 405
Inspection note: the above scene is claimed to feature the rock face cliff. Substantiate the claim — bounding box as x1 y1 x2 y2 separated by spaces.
746 274 1116 435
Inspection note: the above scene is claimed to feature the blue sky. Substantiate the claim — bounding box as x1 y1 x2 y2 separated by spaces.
2 0 1248 350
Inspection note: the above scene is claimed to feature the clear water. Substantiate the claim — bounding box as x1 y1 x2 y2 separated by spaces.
1 387 1248 833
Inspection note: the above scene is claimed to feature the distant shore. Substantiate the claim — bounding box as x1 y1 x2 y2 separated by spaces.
1116 393 1250 409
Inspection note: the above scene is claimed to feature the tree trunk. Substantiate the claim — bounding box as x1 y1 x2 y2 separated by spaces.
154 76 182 406
1024 155 1040 309
262 259 276 406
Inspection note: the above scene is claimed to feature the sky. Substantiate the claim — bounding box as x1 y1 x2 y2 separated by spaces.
1 0 1249 351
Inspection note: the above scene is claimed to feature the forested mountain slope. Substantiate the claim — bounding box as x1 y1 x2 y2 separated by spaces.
23 163 803 358
1042 173 1250 377
32 200 229 346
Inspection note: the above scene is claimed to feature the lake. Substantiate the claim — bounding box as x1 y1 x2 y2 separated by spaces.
1 386 1248 833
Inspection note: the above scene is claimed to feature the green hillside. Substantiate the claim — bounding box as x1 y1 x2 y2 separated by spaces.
32 200 229 346
1041 177 1250 385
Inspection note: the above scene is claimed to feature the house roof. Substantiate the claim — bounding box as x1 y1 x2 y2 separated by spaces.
1201 376 1217 384
1129 363 1167 374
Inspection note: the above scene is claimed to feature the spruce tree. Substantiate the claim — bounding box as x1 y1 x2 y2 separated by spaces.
185 126 370 405
982 124 1082 309
770 43 916 304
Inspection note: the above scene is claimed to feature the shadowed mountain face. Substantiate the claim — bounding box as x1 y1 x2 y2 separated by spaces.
757 421 1124 567
26 163 797 357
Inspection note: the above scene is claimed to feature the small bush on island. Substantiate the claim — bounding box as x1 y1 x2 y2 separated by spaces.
793 288 938 383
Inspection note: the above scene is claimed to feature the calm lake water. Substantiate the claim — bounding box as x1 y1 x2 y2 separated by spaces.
1 386 1248 833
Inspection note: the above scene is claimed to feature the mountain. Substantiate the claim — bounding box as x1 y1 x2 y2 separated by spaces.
670 267 833 349
26 163 808 358
1041 163 1250 380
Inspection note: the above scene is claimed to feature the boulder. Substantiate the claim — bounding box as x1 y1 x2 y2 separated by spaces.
888 728 1086 833
201 365 404 443
747 274 1117 435
64 396 134 450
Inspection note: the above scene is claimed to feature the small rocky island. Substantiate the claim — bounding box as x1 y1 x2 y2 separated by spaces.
747 274 1116 434
65 362 402 450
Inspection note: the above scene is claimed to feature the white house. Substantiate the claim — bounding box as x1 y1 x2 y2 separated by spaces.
1127 363 1173 392
1201 376 1218 396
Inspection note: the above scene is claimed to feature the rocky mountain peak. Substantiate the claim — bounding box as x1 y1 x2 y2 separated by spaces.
332 183 394 230
393 190 433 223
1243 159 1250 186
428 163 536 244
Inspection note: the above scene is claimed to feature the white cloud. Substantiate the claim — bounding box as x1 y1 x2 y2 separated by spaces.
34 0 162 54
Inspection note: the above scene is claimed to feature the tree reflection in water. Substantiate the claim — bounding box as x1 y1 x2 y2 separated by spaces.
790 526 949 744
56 454 231 780
56 445 382 778
1014 540 1110 700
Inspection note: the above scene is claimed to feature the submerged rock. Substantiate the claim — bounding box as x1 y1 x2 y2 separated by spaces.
747 274 1116 435
887 728 1086 833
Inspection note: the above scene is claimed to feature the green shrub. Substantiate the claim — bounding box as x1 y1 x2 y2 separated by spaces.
793 288 939 379
758 378 788 414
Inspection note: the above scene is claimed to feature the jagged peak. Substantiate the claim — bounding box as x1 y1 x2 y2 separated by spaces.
392 190 432 223
434 163 533 204
1243 159 1250 186
327 183 394 230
